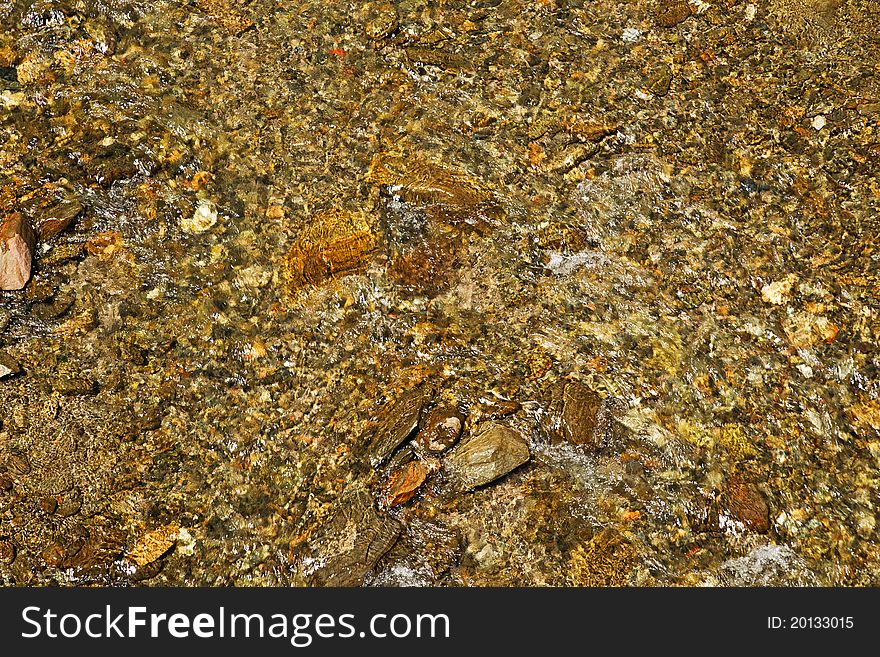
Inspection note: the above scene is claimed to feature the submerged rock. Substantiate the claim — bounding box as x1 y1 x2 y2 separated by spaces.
126 524 179 567
541 379 608 450
381 459 438 507
721 479 771 534
309 489 402 586
416 405 465 453
0 350 20 379
362 386 430 466
284 209 378 292
445 422 530 491
567 528 636 586
0 212 36 290
34 199 82 241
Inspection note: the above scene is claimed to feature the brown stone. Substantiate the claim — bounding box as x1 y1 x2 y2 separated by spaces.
722 479 771 533
542 379 608 449
64 525 126 571
127 524 179 566
34 199 83 241
6 453 30 476
656 1 693 27
39 496 58 514
309 489 402 586
284 209 377 292
41 543 66 567
362 386 430 466
0 213 36 290
0 539 15 564
387 237 458 297
381 460 434 507
416 406 465 453
0 350 20 379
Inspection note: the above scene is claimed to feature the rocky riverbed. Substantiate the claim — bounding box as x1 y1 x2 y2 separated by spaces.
1 0 879 586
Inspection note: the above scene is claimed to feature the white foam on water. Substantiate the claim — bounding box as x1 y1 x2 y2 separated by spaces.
719 545 820 586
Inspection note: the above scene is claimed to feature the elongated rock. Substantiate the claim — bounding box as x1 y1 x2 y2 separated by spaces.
0 350 20 379
34 199 82 241
0 213 36 291
445 422 530 491
363 386 430 466
310 489 402 586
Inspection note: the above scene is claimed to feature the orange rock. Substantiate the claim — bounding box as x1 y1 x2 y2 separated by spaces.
284 209 377 292
722 480 770 533
127 524 180 566
0 213 36 290
381 460 433 507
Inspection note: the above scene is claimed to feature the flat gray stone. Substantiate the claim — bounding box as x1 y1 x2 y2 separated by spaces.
445 421 530 491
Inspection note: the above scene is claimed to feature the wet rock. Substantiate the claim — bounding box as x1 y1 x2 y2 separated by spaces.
32 293 75 321
63 525 126 572
363 1 398 40
181 199 217 234
0 350 20 379
445 422 530 491
284 209 378 291
40 543 66 567
33 199 82 241
309 489 403 586
387 237 459 297
405 47 473 72
0 538 15 564
363 386 430 466
541 379 608 449
6 453 30 476
475 399 522 421
0 212 36 290
721 479 771 533
53 376 97 397
367 154 500 228
849 400 880 434
417 406 465 453
195 0 255 35
381 459 438 507
56 488 82 517
126 524 179 567
567 528 636 586
42 241 86 266
83 18 118 55
655 1 693 27
38 496 58 514
645 63 673 96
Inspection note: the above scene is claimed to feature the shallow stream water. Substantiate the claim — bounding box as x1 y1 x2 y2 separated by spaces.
1 0 879 586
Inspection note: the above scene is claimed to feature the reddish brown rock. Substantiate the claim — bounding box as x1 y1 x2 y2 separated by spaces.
722 479 771 533
381 459 437 507
0 213 36 290
416 405 465 453
34 199 82 241
284 209 377 292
